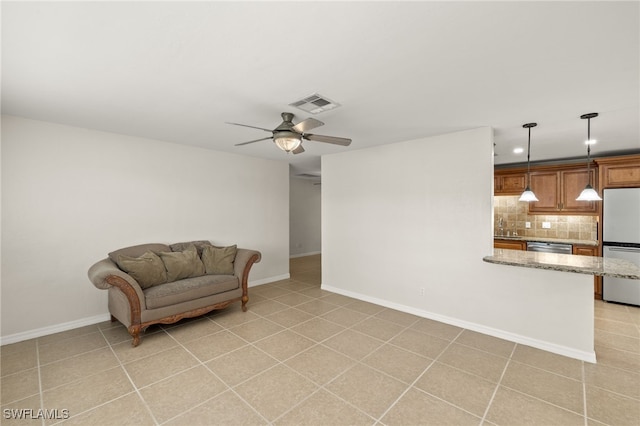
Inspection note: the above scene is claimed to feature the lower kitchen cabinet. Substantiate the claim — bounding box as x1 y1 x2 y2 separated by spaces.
572 245 597 256
572 245 602 300
494 239 526 250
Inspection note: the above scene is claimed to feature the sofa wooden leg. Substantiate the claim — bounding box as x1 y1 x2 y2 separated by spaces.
129 326 141 347
242 295 249 312
110 314 118 323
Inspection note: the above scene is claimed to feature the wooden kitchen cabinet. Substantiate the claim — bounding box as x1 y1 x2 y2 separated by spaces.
572 245 602 300
528 171 559 212
494 171 527 195
572 245 597 256
596 154 640 188
528 167 598 214
494 239 526 250
562 169 598 213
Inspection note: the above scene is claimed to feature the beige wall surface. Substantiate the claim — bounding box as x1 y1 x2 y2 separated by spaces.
289 178 321 257
322 127 595 361
1 115 290 340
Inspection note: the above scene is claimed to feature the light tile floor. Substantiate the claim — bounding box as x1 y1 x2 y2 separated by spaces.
1 254 639 425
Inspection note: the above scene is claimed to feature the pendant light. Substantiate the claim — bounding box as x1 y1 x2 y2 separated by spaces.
519 122 539 202
576 113 602 201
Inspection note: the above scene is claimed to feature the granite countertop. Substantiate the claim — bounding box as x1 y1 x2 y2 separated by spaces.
494 236 599 247
484 249 640 279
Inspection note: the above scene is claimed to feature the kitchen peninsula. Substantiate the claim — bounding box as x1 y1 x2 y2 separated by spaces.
484 249 640 279
482 249 640 364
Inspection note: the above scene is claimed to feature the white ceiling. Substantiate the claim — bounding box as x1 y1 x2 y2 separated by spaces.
2 2 639 179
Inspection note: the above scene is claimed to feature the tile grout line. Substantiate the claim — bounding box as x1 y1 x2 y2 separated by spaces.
35 339 45 426
480 343 517 424
99 326 162 426
159 324 273 425
229 311 354 424
44 329 162 425
374 328 471 424
213 282 396 423
250 291 502 423
496 383 591 419
268 309 425 424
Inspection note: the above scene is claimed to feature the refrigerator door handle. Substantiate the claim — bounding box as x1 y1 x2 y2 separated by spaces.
607 247 640 253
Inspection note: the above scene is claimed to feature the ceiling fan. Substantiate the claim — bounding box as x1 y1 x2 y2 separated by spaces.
227 112 351 154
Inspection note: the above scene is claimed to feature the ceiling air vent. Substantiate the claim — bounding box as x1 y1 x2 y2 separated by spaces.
289 93 340 115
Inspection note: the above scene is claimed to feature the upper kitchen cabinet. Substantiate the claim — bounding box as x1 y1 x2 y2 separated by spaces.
596 154 640 188
494 171 527 195
560 168 599 213
529 166 598 214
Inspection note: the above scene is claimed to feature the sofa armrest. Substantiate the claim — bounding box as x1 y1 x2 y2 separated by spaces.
234 249 261 280
88 258 146 309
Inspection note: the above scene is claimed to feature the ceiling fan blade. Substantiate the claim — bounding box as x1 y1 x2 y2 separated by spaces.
292 118 324 133
292 145 305 155
304 134 352 146
234 136 273 146
226 122 273 132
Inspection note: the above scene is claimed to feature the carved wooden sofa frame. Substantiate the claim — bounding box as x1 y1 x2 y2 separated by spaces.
88 243 261 347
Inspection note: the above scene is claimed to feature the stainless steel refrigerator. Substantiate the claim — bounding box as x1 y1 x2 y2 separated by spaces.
603 187 640 305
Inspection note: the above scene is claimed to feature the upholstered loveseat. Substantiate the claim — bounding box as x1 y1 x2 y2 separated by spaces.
88 240 261 346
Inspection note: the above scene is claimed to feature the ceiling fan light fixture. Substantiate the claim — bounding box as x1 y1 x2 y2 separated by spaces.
274 131 301 153
576 113 602 202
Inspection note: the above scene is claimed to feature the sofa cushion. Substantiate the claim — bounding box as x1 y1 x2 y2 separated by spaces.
108 243 171 264
158 245 206 282
202 245 237 275
144 275 239 309
115 251 167 289
169 240 213 257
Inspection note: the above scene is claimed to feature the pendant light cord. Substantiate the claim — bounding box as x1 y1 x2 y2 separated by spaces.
586 117 592 178
526 125 532 187
580 112 598 187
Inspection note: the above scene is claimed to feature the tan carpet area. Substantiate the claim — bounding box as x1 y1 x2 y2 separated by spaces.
1 254 639 425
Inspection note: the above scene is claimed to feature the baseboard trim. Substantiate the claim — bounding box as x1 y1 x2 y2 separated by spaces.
249 273 290 287
1 274 291 346
1 314 111 346
289 251 321 259
321 284 597 363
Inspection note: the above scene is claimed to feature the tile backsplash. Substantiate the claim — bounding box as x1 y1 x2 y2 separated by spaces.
494 196 598 241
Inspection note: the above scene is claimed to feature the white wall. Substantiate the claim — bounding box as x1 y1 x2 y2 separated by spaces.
1 115 290 341
322 127 595 361
289 178 321 257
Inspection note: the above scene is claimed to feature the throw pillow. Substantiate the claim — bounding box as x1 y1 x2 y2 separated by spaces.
169 240 213 258
201 245 237 275
115 251 168 289
158 245 206 282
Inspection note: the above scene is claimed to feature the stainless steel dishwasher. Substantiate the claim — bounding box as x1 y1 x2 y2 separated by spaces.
526 241 573 254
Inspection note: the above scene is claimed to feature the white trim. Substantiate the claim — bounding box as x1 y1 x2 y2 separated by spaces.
1 274 291 346
289 251 321 259
249 273 290 287
1 313 111 346
321 283 597 363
